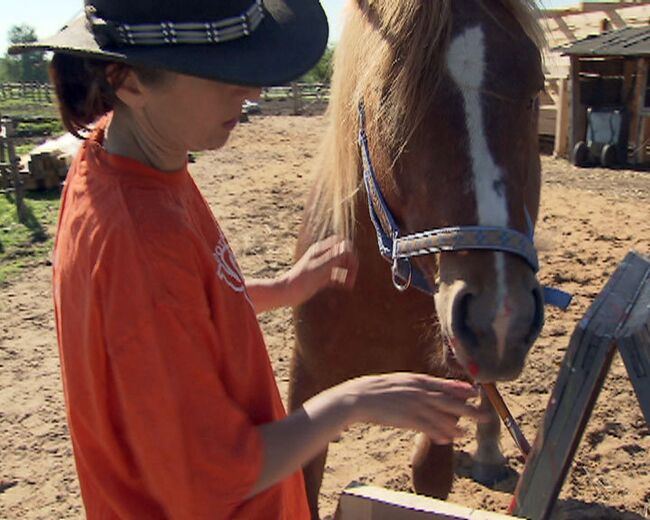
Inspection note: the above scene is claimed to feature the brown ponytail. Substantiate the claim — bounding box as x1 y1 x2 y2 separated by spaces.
49 54 164 138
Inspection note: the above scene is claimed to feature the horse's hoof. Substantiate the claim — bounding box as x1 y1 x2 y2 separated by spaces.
471 462 513 487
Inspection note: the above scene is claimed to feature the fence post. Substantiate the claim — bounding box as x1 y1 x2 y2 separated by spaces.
1 117 27 222
0 120 6 192
553 77 570 158
291 82 303 116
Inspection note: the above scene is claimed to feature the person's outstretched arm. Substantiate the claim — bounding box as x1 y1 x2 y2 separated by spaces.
247 374 487 498
246 236 358 314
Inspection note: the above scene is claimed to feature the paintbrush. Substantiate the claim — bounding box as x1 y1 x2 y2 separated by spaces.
481 382 531 459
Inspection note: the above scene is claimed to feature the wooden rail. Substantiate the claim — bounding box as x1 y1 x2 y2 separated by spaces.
261 82 330 115
0 82 53 103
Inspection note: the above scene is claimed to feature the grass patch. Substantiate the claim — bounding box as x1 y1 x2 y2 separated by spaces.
0 98 59 119
0 189 61 286
15 142 37 157
15 119 63 137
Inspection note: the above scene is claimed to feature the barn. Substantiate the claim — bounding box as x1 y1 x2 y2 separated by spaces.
537 1 650 161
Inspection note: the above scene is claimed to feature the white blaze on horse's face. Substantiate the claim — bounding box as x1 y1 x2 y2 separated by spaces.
446 26 510 359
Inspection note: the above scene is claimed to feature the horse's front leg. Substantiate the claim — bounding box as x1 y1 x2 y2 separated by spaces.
301 447 329 520
471 387 509 485
287 350 329 520
411 433 454 499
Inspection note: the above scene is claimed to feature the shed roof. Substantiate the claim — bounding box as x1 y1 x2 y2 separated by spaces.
563 26 650 57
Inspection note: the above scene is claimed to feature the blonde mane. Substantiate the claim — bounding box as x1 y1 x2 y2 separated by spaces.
308 0 543 241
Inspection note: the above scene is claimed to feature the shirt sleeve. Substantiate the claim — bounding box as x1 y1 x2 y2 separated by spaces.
93 214 263 518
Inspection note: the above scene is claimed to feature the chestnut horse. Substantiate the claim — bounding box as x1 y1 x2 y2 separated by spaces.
290 1 546 517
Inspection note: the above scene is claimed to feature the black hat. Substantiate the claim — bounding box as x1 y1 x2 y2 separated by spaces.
9 0 329 87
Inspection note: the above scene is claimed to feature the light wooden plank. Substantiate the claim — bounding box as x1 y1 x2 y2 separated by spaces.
569 56 587 156
634 59 649 163
337 484 525 520
554 78 570 158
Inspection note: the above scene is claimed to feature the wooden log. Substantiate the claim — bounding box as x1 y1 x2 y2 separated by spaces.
554 77 570 158
633 58 649 163
623 58 637 162
512 251 650 520
337 484 524 520
569 56 587 156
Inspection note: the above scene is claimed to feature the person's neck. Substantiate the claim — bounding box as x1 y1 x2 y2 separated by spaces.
103 106 187 172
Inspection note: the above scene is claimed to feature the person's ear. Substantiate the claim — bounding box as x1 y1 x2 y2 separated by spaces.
109 65 149 109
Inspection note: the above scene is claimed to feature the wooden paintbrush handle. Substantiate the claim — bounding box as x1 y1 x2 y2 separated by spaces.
481 383 531 458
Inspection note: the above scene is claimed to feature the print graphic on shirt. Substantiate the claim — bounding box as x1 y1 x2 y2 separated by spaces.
213 235 252 305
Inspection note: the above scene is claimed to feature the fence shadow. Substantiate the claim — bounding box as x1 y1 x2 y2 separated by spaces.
23 189 61 243
2 188 60 245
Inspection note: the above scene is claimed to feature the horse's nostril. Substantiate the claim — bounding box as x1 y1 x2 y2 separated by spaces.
452 292 479 350
527 287 545 344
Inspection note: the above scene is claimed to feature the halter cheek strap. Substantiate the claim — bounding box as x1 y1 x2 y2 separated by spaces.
358 100 572 310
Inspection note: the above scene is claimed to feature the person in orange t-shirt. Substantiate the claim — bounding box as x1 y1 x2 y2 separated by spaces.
11 1 489 518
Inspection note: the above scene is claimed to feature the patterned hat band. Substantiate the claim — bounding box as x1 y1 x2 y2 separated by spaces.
86 0 265 47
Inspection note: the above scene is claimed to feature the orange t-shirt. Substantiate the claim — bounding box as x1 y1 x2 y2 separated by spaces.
52 120 309 519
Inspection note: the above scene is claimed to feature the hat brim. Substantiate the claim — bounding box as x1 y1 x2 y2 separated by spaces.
8 0 328 87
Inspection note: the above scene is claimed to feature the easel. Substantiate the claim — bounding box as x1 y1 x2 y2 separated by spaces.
512 250 650 519
336 251 649 520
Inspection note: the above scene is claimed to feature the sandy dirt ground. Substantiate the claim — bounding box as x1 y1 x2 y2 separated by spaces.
1 114 649 519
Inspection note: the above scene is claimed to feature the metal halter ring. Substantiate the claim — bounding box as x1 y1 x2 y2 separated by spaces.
391 258 412 292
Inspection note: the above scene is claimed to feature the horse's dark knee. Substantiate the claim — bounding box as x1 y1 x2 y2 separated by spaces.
303 448 328 520
411 434 454 499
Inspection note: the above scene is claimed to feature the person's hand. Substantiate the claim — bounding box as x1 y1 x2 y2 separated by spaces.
251 373 489 497
283 236 359 306
331 373 489 445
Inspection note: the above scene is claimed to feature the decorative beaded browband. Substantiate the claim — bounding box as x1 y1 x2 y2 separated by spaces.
86 0 265 47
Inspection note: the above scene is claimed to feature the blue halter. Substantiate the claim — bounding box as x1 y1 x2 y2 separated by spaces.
358 100 572 310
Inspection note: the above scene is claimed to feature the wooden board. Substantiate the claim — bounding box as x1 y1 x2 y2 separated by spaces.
554 78 570 158
337 484 525 520
538 106 557 137
512 251 650 520
569 56 587 156
633 59 649 164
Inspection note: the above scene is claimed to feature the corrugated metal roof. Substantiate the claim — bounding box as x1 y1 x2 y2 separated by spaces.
563 26 650 57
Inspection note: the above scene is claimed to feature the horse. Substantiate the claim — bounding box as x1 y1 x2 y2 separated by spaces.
289 1 547 517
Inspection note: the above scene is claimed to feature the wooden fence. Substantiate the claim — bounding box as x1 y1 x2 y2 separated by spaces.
0 82 54 103
0 117 27 221
261 82 330 115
